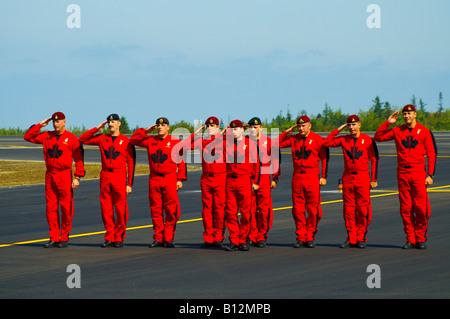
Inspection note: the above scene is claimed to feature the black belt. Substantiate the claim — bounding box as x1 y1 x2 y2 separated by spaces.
350 171 358 175
157 173 165 177
229 175 238 178
299 171 306 174
404 165 412 169
206 173 227 178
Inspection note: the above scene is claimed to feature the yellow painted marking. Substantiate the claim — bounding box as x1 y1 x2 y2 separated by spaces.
1 185 448 248
280 151 449 158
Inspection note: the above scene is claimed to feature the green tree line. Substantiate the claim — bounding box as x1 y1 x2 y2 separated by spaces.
263 94 449 132
1 94 448 135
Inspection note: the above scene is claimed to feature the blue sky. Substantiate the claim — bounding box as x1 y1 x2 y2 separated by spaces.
1 0 449 130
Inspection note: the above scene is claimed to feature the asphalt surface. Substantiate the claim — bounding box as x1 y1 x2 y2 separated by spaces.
1 133 449 307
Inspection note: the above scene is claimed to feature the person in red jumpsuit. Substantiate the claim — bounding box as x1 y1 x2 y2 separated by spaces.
182 116 227 248
374 104 437 249
24 112 85 248
130 117 187 248
247 117 281 248
220 120 260 251
79 114 136 248
279 116 329 248
323 115 379 248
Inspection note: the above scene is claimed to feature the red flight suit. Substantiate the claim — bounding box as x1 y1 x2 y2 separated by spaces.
323 130 379 244
221 134 260 246
130 129 187 244
183 132 227 244
249 133 281 244
279 130 329 243
24 123 85 242
79 128 136 243
374 121 437 245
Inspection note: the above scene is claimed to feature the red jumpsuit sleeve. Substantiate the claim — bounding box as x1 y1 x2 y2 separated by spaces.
130 128 151 148
278 131 291 149
179 133 195 150
171 139 187 181
318 138 329 179
203 132 220 148
368 138 380 182
425 130 437 176
24 123 46 144
193 134 206 153
251 140 261 185
127 143 136 187
252 162 260 185
271 144 281 182
374 121 395 142
78 127 103 145
323 129 343 148
72 138 85 178
177 161 187 181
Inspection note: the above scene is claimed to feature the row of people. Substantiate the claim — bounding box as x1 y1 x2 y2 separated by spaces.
23 104 437 250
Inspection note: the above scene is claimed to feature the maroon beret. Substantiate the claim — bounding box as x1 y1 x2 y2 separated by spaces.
52 112 65 121
296 116 310 124
205 116 220 125
402 104 416 112
229 119 243 128
346 115 360 123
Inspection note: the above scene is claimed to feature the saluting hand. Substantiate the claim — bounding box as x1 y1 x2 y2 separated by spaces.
97 120 108 132
221 125 230 135
337 123 347 132
388 111 399 124
285 125 298 134
40 117 52 127
194 125 205 136
145 124 157 134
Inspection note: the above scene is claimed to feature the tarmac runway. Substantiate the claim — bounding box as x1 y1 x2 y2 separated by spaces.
1 133 449 307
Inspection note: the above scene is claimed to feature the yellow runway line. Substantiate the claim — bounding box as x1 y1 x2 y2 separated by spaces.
1 185 448 248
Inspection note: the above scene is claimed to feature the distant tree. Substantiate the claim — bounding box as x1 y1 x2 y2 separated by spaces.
297 109 308 117
438 92 444 113
371 96 383 118
411 94 417 108
382 101 393 119
419 98 427 112
169 120 194 133
119 116 132 134
286 105 293 123
0 127 25 135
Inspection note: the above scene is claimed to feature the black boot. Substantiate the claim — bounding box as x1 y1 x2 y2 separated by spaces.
43 241 58 248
